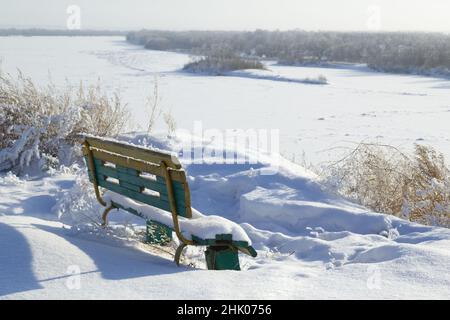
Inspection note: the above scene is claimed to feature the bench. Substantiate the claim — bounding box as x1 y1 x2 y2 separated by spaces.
81 135 257 270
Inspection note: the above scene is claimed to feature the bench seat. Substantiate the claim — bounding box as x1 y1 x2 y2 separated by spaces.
103 190 257 257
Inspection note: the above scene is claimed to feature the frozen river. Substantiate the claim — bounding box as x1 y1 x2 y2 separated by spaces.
1 36 450 164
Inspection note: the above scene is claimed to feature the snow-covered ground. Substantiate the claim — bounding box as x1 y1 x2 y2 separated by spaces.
1 36 450 164
1 133 450 299
0 36 450 299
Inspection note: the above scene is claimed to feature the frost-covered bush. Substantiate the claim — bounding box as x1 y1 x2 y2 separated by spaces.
53 168 102 226
183 45 264 74
184 56 265 74
303 74 328 85
323 143 450 228
0 70 129 173
403 145 450 227
53 169 152 245
53 169 142 232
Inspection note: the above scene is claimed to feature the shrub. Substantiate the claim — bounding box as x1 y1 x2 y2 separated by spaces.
405 145 450 227
303 74 328 85
322 143 450 228
0 70 129 173
183 56 265 74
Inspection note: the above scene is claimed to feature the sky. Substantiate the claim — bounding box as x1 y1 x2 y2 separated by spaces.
1 0 450 32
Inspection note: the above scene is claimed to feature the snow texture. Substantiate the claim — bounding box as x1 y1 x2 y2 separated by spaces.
1 132 449 299
0 37 450 299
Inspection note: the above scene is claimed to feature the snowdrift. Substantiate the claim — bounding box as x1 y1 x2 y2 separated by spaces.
183 67 328 85
57 132 448 262
1 131 449 298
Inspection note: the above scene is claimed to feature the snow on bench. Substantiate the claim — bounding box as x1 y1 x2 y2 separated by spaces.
103 190 251 244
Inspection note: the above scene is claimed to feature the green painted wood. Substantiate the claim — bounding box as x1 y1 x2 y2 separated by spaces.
90 158 188 216
191 234 248 247
191 234 256 257
103 179 186 217
119 180 142 192
216 234 233 241
146 220 173 245
93 159 185 194
116 165 140 176
162 175 189 215
232 240 252 248
95 164 166 195
205 246 241 270
98 179 171 212
86 155 190 217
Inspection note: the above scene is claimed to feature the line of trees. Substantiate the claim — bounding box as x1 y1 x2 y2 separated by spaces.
127 30 450 75
0 28 127 36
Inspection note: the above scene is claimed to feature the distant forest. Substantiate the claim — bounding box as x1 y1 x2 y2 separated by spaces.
127 30 450 76
0 28 127 36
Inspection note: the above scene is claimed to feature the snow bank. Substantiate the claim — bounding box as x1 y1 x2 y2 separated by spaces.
225 69 328 85
115 133 448 241
55 132 450 256
50 132 450 269
0 171 25 186
183 67 328 85
2 130 450 298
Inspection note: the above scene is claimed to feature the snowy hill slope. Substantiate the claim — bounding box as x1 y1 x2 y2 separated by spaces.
0 133 450 299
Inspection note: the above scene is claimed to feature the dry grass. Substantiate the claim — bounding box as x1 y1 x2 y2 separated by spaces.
0 70 130 171
406 145 450 226
144 75 177 136
322 142 450 228
163 111 177 137
145 75 163 134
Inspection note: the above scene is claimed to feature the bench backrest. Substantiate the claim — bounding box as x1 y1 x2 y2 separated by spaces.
82 136 192 218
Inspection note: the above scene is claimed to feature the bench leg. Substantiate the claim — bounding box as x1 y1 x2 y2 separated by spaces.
101 205 114 226
174 243 187 266
146 220 173 245
205 245 241 271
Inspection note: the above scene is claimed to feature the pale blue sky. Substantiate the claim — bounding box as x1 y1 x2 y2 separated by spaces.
1 0 450 32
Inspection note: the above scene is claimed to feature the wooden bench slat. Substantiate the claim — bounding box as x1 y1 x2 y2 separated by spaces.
85 136 181 169
93 159 185 194
95 162 167 193
119 180 142 193
98 179 172 212
92 160 187 207
90 148 186 183
95 174 188 215
116 165 140 176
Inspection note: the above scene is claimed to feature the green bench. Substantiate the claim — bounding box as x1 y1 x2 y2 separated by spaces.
81 135 257 270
